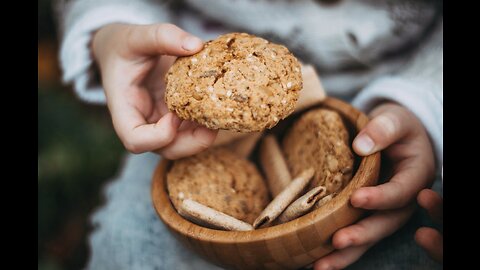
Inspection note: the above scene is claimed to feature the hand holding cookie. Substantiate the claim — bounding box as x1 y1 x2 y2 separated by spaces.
92 23 218 159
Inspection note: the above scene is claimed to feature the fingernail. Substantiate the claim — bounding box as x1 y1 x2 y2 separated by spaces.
354 134 375 155
319 265 334 270
352 196 366 208
338 239 352 249
351 190 367 207
350 191 365 207
170 113 182 128
182 36 203 51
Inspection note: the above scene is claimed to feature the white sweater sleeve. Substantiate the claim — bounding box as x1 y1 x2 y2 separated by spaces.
352 19 443 168
57 0 171 104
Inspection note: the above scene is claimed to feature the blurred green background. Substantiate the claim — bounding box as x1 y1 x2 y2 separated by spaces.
38 0 124 269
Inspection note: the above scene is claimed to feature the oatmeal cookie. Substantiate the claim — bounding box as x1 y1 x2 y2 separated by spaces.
282 108 354 193
166 147 269 224
165 32 303 132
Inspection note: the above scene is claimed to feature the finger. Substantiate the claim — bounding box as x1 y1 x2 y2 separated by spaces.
178 120 201 132
157 125 218 159
125 23 204 57
114 110 182 154
351 164 429 209
415 227 443 263
332 204 415 249
144 55 177 103
417 189 443 223
314 244 373 270
353 106 411 156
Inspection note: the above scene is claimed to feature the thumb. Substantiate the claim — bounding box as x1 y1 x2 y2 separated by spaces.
352 104 410 156
125 23 204 56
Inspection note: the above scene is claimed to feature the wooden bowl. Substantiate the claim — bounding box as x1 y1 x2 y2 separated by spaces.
151 97 381 270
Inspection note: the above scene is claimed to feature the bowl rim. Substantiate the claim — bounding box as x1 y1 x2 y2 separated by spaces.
151 97 380 244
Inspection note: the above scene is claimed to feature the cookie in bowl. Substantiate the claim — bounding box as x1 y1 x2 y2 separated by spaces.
283 108 355 194
166 147 269 225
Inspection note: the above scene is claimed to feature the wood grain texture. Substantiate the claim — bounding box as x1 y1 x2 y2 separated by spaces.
152 97 380 270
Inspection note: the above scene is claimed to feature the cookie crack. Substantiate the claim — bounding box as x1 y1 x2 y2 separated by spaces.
211 38 237 85
226 37 236 49
213 68 227 84
257 52 281 86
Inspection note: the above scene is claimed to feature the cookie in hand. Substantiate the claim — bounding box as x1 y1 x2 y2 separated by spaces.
165 33 302 132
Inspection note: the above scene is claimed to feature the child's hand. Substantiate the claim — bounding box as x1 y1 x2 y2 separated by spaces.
314 102 436 270
415 189 443 263
92 23 218 159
